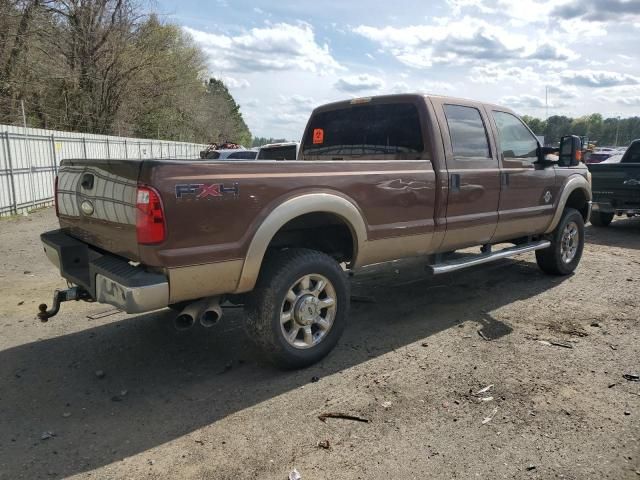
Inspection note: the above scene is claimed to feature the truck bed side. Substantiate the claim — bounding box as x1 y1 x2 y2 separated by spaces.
138 159 438 300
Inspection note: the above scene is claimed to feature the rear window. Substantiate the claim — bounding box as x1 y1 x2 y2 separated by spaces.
622 141 640 163
257 145 297 160
302 102 426 160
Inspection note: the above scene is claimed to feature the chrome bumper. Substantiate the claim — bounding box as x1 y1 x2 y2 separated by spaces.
93 274 169 313
41 230 169 314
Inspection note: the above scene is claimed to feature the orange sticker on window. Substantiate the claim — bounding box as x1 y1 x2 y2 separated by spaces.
313 128 324 144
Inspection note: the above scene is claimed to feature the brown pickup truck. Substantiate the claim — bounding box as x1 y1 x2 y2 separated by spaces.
39 94 592 368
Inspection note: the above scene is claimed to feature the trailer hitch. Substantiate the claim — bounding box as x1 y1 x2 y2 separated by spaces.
37 287 92 322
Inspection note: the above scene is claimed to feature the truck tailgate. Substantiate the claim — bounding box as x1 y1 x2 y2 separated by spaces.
588 163 640 208
57 159 143 261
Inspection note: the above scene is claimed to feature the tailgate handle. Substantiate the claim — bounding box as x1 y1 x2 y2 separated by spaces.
81 173 94 190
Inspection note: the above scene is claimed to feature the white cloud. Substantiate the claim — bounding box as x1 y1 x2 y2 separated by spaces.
547 84 579 98
470 64 541 84
600 95 640 106
526 42 575 61
447 0 566 25
500 94 548 109
184 23 342 74
289 94 316 108
562 70 640 87
423 80 456 92
553 0 640 22
353 17 558 68
335 74 385 92
220 76 250 89
390 81 411 93
447 0 496 15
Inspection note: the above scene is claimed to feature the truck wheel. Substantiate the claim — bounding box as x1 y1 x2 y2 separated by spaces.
590 211 614 227
536 208 584 275
244 248 350 369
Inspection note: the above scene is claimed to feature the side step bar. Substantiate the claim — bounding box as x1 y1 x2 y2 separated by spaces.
428 240 551 275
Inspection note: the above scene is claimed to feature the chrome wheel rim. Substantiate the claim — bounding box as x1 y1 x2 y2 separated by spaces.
280 274 337 349
560 221 579 263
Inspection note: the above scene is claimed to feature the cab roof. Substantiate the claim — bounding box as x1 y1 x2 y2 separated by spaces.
311 93 513 116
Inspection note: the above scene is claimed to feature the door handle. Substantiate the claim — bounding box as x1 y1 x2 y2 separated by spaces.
451 174 461 192
501 172 509 187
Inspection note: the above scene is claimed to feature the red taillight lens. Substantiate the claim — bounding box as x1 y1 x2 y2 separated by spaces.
54 175 59 217
136 186 165 244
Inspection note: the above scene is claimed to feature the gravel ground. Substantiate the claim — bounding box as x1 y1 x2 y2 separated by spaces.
0 208 638 480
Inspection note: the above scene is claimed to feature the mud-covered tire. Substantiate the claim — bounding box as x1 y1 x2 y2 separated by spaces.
244 248 350 369
536 208 584 275
590 211 613 227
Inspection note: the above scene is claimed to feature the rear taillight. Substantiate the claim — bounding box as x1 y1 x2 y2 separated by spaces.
54 175 59 217
136 186 165 244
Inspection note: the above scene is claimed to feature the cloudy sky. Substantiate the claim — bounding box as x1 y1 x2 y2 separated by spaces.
157 0 640 139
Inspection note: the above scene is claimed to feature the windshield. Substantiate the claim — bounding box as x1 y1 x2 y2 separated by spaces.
302 102 426 160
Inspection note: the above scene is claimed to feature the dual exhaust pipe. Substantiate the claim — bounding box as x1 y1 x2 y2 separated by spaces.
174 297 223 331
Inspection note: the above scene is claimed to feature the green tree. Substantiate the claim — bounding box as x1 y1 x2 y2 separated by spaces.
252 137 289 147
522 115 546 135
0 1 253 144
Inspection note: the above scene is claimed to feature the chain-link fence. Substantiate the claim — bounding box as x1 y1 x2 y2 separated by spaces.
0 125 205 216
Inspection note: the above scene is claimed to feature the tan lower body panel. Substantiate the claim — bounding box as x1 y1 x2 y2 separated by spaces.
492 206 553 243
167 259 243 303
354 233 434 267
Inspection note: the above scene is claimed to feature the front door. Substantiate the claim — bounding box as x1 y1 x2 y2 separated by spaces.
431 99 501 251
488 110 558 241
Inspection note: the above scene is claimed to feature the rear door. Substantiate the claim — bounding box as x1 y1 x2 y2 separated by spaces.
487 110 557 241
431 99 501 250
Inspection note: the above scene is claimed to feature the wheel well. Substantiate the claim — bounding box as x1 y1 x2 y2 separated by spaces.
266 212 355 263
565 188 589 222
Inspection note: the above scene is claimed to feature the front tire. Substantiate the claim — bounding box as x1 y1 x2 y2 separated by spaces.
245 248 350 369
536 208 585 275
590 211 614 227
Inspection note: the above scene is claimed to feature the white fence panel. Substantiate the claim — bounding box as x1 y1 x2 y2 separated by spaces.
0 125 205 216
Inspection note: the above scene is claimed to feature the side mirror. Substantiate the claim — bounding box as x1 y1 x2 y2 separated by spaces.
559 135 582 166
537 145 559 165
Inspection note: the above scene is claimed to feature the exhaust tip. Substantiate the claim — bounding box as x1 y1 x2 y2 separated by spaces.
200 309 221 328
174 313 195 331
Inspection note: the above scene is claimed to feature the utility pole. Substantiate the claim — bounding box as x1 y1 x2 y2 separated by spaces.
21 100 36 209
545 86 549 120
614 115 621 146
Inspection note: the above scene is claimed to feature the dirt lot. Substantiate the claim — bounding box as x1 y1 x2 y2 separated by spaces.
0 208 638 480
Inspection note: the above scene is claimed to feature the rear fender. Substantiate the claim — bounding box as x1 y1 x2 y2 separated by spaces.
235 193 367 293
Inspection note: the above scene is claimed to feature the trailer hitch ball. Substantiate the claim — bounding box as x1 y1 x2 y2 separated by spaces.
37 287 91 322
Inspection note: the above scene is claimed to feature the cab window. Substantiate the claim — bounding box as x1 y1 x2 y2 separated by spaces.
492 111 539 162
444 105 491 159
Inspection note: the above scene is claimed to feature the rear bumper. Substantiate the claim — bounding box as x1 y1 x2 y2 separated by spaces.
592 201 640 215
41 230 169 314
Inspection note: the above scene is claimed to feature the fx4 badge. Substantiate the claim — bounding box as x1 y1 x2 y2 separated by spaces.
175 183 239 199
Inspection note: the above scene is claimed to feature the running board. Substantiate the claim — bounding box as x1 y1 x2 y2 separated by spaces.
428 240 551 275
